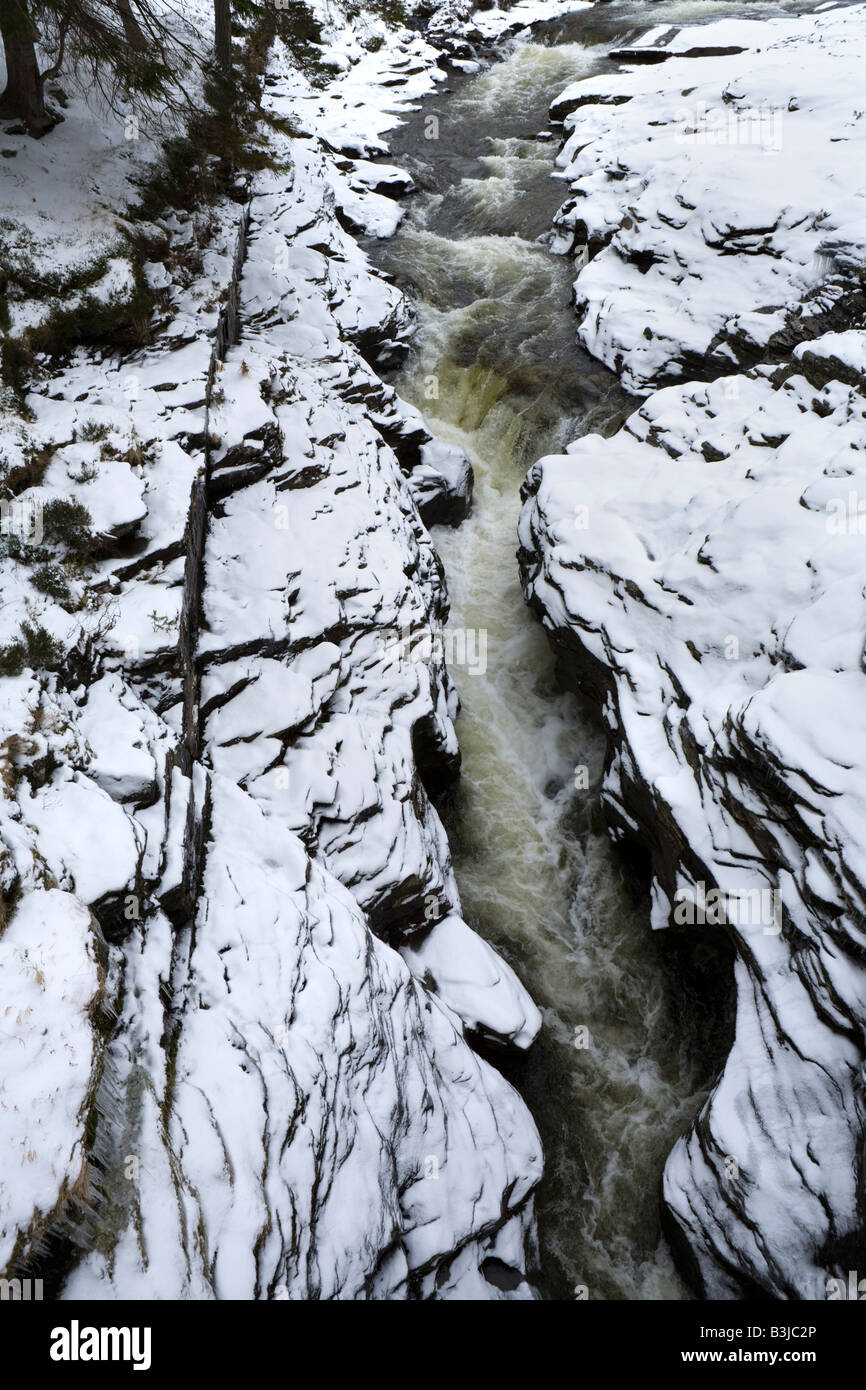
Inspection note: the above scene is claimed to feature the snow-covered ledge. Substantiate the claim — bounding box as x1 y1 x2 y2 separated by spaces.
521 2 866 1297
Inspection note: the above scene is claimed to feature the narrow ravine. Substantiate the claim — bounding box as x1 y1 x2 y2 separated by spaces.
366 0 819 1300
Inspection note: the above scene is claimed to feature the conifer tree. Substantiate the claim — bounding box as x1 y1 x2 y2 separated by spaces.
0 0 193 134
214 0 231 74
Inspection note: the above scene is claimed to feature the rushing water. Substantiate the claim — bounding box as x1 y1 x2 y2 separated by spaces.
367 0 818 1301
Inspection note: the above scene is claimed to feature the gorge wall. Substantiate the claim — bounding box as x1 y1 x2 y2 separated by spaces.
0 0 555 1300
520 2 866 1298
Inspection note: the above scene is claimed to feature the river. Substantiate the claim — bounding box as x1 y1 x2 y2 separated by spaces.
368 0 812 1302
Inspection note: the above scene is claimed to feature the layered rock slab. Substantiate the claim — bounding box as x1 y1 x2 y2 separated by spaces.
548 5 866 392
520 357 866 1295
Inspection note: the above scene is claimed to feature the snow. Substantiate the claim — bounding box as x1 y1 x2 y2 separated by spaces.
0 2 214 339
521 0 866 1298
548 4 866 392
0 0 553 1299
0 889 101 1272
470 0 592 39
63 776 540 1300
18 773 141 905
400 911 542 1047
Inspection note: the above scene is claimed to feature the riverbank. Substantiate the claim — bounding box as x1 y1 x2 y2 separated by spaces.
519 0 866 1298
0 0 579 1300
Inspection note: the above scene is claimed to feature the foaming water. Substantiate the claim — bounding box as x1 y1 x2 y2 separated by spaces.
404 397 727 1300
441 38 597 135
369 0 747 1300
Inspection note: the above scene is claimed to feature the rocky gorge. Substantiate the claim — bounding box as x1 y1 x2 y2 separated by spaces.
1 0 865 1305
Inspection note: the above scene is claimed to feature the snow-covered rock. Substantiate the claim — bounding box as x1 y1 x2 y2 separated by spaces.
0 887 104 1273
549 5 866 393
65 777 541 1300
521 1 866 1298
0 1 545 1300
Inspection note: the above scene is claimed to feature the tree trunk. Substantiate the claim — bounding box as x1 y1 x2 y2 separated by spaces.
117 0 149 54
0 1 48 132
214 0 231 74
